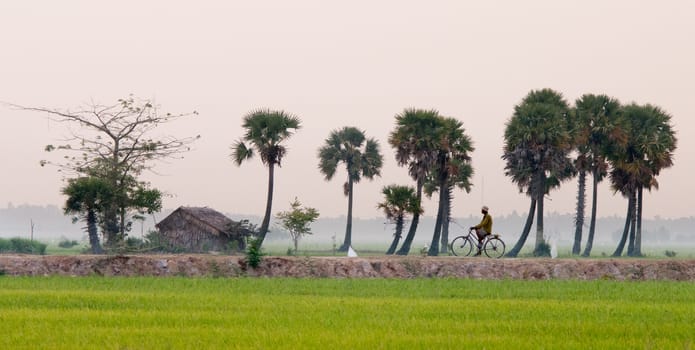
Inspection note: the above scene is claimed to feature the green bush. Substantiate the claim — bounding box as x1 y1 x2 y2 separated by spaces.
245 237 265 268
58 239 79 249
125 236 146 249
0 237 47 255
665 250 677 258
0 239 11 252
533 241 551 257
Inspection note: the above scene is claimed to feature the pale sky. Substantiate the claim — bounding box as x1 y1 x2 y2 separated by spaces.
1 1 693 220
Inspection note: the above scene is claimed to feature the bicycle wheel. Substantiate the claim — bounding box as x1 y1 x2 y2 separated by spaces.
483 237 506 258
450 236 474 256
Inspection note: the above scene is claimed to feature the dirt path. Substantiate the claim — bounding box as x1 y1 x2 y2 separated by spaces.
2 255 695 280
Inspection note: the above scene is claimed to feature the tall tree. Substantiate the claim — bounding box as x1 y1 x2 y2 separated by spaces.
424 117 474 256
610 103 676 257
571 94 624 257
502 89 574 255
17 95 198 244
318 127 383 251
232 109 301 247
377 185 422 255
62 177 114 254
389 109 442 255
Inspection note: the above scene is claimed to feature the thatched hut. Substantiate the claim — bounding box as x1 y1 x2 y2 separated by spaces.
155 206 251 253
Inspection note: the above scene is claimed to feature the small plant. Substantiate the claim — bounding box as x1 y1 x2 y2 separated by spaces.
533 242 551 257
275 197 320 255
286 247 295 256
420 244 429 257
664 250 677 258
245 237 265 269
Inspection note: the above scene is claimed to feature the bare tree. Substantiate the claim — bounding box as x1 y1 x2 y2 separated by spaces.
10 95 199 244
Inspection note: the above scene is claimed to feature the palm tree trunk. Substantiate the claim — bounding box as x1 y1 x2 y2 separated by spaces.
257 162 275 245
339 177 354 252
396 181 422 255
428 178 447 256
612 192 634 257
533 172 546 254
386 215 404 254
627 190 637 256
581 170 599 257
634 186 643 256
572 170 586 255
440 186 452 254
86 209 103 254
506 198 536 257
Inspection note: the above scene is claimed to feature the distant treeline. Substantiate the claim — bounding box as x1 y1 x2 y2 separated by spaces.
2 204 691 246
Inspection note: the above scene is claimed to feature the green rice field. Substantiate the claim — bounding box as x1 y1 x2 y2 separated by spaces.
0 277 693 349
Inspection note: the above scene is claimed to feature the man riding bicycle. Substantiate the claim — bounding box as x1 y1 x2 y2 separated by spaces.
470 205 493 256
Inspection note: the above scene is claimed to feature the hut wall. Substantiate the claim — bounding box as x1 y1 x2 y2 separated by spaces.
158 211 237 253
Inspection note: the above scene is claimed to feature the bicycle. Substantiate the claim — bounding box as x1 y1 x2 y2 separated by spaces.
449 228 506 258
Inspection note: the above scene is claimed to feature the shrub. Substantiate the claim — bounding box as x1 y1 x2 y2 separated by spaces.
664 250 677 258
0 237 47 255
245 237 265 268
140 230 185 253
125 236 146 249
58 239 79 249
0 239 11 252
533 242 551 257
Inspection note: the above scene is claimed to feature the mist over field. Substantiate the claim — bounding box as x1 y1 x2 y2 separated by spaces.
2 204 692 252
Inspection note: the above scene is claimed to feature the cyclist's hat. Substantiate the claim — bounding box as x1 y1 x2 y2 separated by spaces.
482 205 489 211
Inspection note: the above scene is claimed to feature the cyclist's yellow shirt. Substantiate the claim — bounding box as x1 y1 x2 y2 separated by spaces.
474 214 493 234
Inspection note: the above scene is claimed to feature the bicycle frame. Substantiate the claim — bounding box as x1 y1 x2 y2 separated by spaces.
449 228 505 258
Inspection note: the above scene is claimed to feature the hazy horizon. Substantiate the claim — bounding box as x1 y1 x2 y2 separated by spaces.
2 1 693 221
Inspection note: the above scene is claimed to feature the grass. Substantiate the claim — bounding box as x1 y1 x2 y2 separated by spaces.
0 277 692 349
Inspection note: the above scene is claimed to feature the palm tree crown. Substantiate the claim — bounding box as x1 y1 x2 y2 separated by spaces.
232 109 301 167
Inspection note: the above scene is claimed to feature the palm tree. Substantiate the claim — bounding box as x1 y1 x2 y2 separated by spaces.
62 177 114 254
571 94 624 257
610 103 676 257
232 109 301 246
633 104 676 256
389 108 442 255
318 127 383 251
425 117 474 256
502 89 574 255
377 185 422 254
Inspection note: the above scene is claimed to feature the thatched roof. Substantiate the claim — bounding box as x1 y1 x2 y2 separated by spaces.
156 206 238 236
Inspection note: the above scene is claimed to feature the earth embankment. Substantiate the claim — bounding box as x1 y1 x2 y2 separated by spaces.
2 255 694 280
